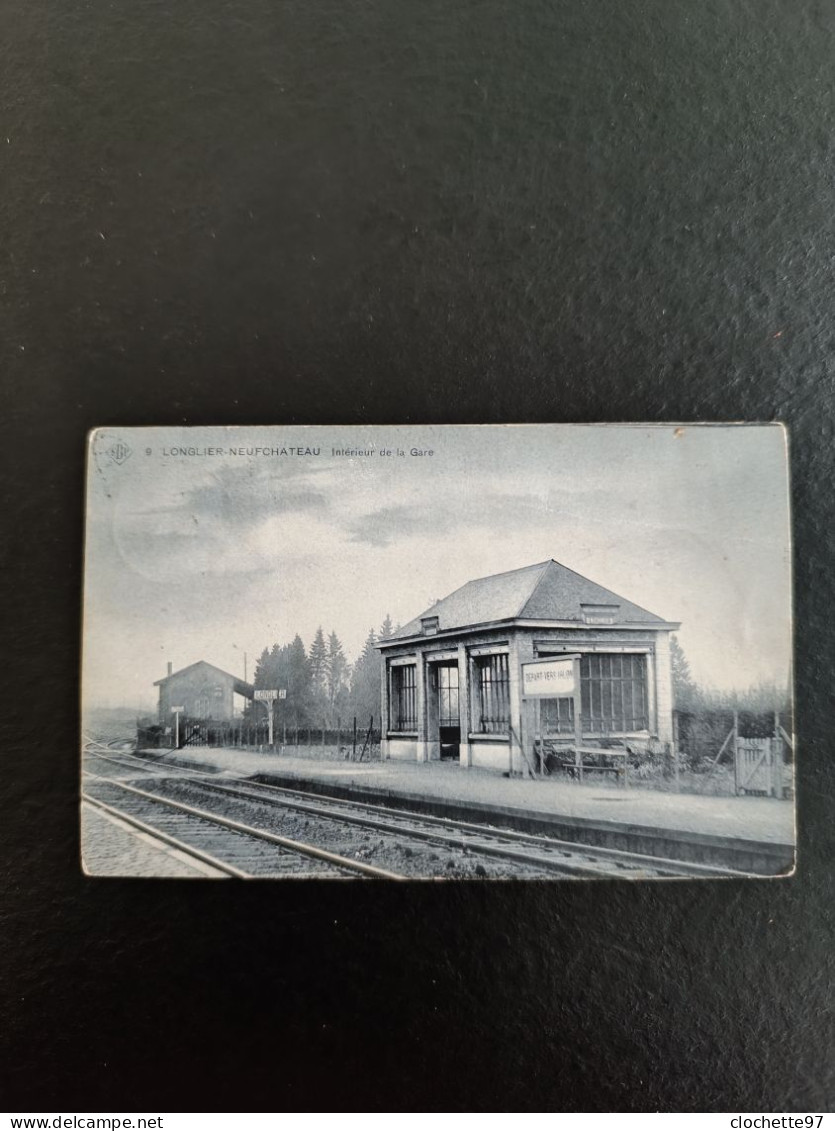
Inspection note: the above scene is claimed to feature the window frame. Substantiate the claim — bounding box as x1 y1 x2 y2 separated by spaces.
540 695 576 736
580 652 648 734
436 663 460 728
390 662 418 732
473 652 510 735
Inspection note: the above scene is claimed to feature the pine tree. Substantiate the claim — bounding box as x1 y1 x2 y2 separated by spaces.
253 647 271 690
247 646 273 726
326 631 349 724
350 627 380 724
378 614 394 641
285 634 311 726
670 634 698 711
307 626 328 720
309 626 327 688
267 643 282 689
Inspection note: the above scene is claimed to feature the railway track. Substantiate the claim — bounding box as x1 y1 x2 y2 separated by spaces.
83 750 406 879
82 745 758 880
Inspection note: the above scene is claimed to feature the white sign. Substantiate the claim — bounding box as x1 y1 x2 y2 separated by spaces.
171 705 185 712
254 689 278 701
521 657 576 698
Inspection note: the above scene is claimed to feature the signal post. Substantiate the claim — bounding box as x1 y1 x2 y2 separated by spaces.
254 689 286 751
254 689 278 750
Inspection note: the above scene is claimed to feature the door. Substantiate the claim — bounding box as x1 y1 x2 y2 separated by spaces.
437 663 460 760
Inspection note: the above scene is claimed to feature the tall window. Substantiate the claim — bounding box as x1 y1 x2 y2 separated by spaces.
475 653 510 733
580 653 647 733
391 664 417 731
437 664 459 727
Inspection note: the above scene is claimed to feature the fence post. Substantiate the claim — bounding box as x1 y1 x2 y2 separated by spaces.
358 715 374 761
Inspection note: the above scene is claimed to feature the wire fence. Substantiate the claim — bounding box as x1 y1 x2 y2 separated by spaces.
137 716 383 760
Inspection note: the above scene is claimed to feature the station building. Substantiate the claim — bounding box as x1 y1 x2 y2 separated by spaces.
378 560 680 773
155 660 254 724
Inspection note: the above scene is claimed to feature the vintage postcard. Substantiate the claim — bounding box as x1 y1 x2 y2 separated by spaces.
81 424 794 880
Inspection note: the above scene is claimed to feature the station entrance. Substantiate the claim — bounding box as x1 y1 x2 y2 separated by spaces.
434 662 460 761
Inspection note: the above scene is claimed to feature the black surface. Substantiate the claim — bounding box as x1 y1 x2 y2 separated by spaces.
2 0 834 1112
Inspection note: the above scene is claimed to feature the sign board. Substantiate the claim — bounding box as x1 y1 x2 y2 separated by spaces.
254 689 278 701
521 657 577 698
278 690 287 699
171 705 185 712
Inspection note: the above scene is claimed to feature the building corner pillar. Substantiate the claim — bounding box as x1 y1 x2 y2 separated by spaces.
457 643 472 767
654 631 674 744
379 654 390 760
415 650 428 762
509 633 536 777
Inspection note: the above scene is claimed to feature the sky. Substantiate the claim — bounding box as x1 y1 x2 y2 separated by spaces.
82 424 792 711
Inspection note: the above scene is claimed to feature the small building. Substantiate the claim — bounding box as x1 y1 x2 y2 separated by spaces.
154 660 254 724
378 559 680 773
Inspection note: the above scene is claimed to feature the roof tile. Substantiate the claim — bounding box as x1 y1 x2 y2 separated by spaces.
392 559 666 638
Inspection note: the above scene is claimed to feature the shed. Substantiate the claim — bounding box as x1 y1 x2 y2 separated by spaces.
154 660 254 724
377 559 680 773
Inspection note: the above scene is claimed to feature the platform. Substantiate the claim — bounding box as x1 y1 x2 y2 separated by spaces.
137 745 796 873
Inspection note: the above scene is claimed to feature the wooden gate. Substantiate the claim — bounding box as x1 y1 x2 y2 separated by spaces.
735 736 781 797
699 711 791 797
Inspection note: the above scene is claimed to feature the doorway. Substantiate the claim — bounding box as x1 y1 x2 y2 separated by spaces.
436 663 460 760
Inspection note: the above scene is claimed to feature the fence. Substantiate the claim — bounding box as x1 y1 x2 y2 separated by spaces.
137 715 383 761
685 710 793 799
530 709 794 797
653 709 793 797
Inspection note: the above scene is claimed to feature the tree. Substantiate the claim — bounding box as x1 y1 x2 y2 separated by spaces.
378 614 394 641
252 647 271 690
326 630 349 723
268 643 282 688
307 626 328 718
350 627 380 724
670 634 698 711
284 634 311 726
309 627 327 688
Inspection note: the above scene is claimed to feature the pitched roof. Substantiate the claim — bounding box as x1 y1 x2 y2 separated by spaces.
154 660 254 699
389 559 670 640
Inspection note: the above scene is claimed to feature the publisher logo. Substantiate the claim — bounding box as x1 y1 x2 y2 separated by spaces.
108 440 132 465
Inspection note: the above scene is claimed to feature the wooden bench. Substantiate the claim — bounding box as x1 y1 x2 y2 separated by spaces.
559 746 629 787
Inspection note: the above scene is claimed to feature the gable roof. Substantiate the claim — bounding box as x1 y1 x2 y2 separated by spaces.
388 559 671 641
154 660 254 699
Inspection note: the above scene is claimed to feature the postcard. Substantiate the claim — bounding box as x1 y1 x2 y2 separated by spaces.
81 424 794 879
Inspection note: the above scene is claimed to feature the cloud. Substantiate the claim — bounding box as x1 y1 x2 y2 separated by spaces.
346 504 453 547
345 491 567 548
184 465 330 529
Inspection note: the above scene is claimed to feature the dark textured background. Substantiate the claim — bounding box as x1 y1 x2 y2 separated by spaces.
2 0 834 1112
